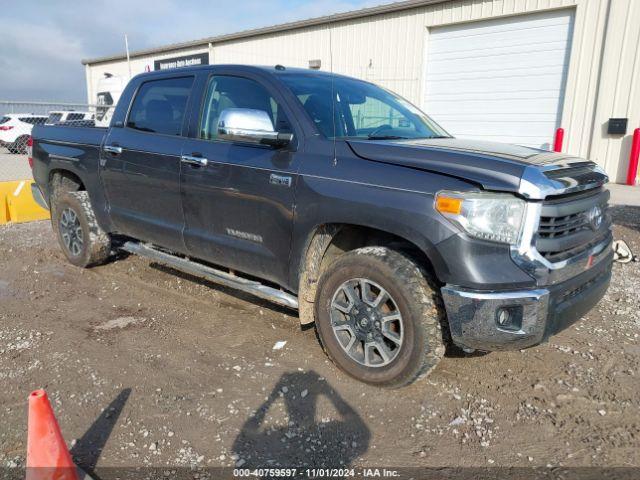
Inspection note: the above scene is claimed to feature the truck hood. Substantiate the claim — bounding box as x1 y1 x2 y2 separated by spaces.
346 138 607 197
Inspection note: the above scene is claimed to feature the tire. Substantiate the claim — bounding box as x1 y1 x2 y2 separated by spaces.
52 191 111 268
314 247 445 388
14 135 29 154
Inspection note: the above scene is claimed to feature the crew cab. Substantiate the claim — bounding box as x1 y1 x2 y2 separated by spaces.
30 65 613 387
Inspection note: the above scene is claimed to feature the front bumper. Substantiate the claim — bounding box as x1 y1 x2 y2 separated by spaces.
441 246 613 351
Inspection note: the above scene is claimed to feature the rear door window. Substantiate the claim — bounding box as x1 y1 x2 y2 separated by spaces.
127 76 194 136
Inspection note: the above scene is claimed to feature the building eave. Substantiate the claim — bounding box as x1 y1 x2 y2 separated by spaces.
81 0 446 65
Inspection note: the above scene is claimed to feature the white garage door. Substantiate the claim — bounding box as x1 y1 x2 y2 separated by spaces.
423 10 574 149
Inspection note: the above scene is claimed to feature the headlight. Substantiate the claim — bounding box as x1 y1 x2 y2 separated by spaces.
435 191 526 245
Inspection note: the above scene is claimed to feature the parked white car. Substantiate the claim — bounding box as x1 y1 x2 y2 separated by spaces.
45 111 94 125
0 114 47 154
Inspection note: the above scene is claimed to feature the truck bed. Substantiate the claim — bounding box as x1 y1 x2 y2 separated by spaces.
30 125 108 211
32 124 107 147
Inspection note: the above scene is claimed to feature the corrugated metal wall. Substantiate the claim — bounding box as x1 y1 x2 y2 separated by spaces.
86 0 639 182
588 0 640 182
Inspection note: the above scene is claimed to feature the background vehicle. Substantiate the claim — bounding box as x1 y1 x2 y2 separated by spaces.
94 73 127 127
45 111 94 126
0 114 47 153
30 65 613 387
58 119 96 128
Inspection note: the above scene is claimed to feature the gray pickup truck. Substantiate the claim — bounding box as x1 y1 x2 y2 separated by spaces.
31 65 612 387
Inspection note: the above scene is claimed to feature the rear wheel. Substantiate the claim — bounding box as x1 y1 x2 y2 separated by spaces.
52 191 111 267
315 247 445 388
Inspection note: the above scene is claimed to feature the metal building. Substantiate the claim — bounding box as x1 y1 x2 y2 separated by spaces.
82 0 640 183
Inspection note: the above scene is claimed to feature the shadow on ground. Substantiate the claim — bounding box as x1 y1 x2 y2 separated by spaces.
70 388 131 477
232 371 370 477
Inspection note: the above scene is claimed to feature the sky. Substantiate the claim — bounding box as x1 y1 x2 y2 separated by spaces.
0 0 385 103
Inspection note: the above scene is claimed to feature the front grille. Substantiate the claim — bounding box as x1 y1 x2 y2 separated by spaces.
536 188 610 263
539 212 591 237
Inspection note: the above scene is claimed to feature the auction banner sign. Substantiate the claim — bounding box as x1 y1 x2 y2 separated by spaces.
154 53 209 71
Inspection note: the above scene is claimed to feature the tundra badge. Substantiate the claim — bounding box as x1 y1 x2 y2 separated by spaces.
269 174 292 187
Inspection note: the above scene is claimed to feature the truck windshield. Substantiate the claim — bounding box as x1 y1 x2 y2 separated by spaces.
279 73 450 140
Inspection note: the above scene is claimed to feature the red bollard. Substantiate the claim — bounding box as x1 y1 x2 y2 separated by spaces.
553 128 565 153
627 128 640 186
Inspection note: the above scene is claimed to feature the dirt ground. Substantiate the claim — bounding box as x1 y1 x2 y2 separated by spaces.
0 207 639 477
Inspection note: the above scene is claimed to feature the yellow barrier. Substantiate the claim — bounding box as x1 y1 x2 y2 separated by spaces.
0 180 50 225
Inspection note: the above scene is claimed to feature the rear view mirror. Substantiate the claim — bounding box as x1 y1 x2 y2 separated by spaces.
217 108 293 147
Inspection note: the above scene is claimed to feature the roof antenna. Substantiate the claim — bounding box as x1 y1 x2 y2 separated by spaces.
124 34 132 79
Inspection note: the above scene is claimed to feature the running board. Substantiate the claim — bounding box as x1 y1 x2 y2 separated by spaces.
121 241 299 310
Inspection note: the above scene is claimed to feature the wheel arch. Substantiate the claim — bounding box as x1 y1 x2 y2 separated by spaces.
49 168 86 196
296 222 443 325
47 166 114 236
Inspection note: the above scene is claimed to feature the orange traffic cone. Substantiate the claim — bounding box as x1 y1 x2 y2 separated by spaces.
26 390 79 480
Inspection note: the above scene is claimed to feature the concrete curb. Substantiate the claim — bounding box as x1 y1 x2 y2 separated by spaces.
0 179 50 225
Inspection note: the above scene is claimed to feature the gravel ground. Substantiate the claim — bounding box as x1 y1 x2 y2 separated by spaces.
0 207 638 477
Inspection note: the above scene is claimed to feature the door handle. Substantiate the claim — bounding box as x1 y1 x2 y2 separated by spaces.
181 154 208 167
103 145 122 155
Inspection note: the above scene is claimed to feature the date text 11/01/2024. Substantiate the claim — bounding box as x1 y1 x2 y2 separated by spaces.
233 468 400 477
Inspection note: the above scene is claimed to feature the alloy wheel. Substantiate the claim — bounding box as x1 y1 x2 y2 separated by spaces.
329 278 404 367
59 207 84 257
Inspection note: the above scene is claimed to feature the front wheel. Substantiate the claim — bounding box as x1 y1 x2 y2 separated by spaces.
52 191 112 268
315 247 445 388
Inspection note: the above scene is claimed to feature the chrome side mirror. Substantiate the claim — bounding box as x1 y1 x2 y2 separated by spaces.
217 108 293 147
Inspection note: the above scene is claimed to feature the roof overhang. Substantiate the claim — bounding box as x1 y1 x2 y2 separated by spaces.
82 0 447 65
